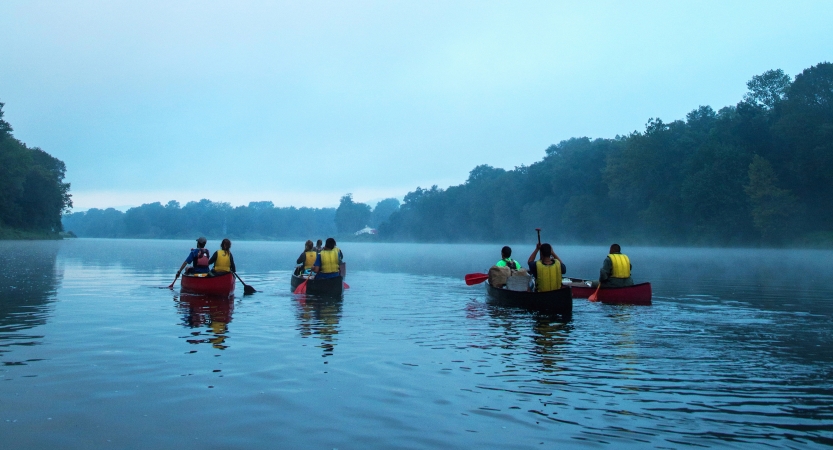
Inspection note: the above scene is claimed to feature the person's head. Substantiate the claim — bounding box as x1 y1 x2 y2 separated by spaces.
325 237 336 249
221 238 231 252
501 246 512 258
316 239 323 247
540 243 553 258
305 240 314 251
610 243 621 254
196 236 207 248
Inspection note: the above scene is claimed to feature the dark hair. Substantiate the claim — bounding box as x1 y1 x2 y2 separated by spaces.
610 243 621 253
501 246 512 258
325 237 336 249
540 243 552 258
316 239 323 245
221 238 231 253
305 240 314 251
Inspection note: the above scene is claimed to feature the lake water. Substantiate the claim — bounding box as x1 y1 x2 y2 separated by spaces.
2 239 833 449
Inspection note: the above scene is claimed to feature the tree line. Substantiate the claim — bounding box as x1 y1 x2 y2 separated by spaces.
379 62 833 246
62 196 401 240
0 102 72 238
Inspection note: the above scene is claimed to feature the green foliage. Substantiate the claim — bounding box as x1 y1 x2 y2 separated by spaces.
370 198 400 227
0 102 72 236
378 63 833 246
334 194 371 234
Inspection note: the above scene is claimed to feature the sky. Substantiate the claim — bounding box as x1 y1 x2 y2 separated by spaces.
1 1 831 211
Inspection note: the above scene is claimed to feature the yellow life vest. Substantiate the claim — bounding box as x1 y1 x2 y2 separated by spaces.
608 253 631 278
214 250 232 272
535 260 562 292
303 251 317 270
319 249 340 274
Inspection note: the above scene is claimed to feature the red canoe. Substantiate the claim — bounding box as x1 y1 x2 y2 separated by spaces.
565 279 652 306
181 272 235 297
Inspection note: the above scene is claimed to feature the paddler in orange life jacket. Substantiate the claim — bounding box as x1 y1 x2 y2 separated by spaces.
527 243 566 292
176 236 211 276
495 246 521 270
209 238 236 275
295 240 317 275
312 237 344 279
599 243 633 288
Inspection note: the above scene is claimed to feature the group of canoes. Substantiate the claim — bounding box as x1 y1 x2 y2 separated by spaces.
475 241 652 314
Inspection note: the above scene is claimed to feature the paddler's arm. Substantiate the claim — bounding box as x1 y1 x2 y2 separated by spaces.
599 257 612 282
229 252 236 273
527 243 540 265
551 252 566 274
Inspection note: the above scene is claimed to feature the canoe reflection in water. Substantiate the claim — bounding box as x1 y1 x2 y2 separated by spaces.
295 295 343 360
487 306 573 373
175 293 235 350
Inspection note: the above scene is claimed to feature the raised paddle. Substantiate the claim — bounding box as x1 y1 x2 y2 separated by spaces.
233 272 256 295
465 273 489 285
536 227 541 245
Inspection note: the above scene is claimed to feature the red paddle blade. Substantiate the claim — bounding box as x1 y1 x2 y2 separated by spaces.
343 282 350 289
588 286 601 302
293 280 308 294
464 273 489 285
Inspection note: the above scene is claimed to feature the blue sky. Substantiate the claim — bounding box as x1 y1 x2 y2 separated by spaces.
1 1 830 210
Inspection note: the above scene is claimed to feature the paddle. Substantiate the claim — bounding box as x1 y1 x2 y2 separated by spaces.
536 227 541 245
588 283 601 302
294 272 312 294
168 271 181 289
343 282 350 289
465 273 489 285
233 272 256 294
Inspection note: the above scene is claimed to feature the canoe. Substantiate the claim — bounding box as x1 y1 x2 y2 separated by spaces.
484 281 572 315
291 273 344 296
564 278 652 305
181 272 235 297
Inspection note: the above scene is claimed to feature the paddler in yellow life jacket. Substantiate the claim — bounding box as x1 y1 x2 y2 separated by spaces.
209 238 236 275
295 240 318 275
599 243 633 288
527 243 567 292
312 237 344 279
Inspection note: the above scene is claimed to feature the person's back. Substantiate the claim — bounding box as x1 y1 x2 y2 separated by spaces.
313 238 342 279
210 238 236 274
296 240 317 273
178 236 211 276
527 243 566 292
599 244 633 288
495 245 521 271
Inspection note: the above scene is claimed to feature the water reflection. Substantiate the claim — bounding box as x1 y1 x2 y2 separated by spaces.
294 295 343 359
0 241 62 362
485 306 573 375
175 293 235 350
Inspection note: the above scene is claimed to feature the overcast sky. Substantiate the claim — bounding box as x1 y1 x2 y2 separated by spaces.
1 1 830 211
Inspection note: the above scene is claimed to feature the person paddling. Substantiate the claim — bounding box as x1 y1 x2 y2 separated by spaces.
495 246 521 270
209 238 236 275
296 240 317 275
527 243 566 292
599 244 633 288
176 236 211 277
312 238 344 279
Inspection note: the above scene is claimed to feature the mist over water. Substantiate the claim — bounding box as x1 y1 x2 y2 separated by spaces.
2 239 832 448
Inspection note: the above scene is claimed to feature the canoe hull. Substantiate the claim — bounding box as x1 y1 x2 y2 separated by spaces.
181 272 235 297
485 282 572 315
291 274 344 296
568 281 652 305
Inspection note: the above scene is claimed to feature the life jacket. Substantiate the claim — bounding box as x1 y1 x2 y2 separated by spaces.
608 253 631 278
214 250 232 272
535 260 562 292
303 251 317 270
194 248 210 267
319 248 340 274
503 258 518 270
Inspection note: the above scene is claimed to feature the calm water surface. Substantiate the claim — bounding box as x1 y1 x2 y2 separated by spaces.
2 239 832 449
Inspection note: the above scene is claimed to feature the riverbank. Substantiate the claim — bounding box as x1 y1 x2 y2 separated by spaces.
0 226 65 240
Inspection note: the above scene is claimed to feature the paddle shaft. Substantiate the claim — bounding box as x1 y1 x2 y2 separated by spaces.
536 228 541 245
168 271 181 289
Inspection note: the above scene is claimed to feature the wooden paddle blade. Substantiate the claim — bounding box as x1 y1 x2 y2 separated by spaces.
293 280 308 294
464 273 489 285
342 282 350 289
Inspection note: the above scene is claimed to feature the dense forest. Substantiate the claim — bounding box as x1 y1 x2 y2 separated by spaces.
0 102 72 238
380 62 833 246
62 195 401 240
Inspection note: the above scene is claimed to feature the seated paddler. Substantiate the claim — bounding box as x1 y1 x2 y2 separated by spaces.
209 238 236 275
495 246 521 270
599 243 634 288
296 240 317 275
527 243 566 292
176 236 211 276
312 237 344 279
